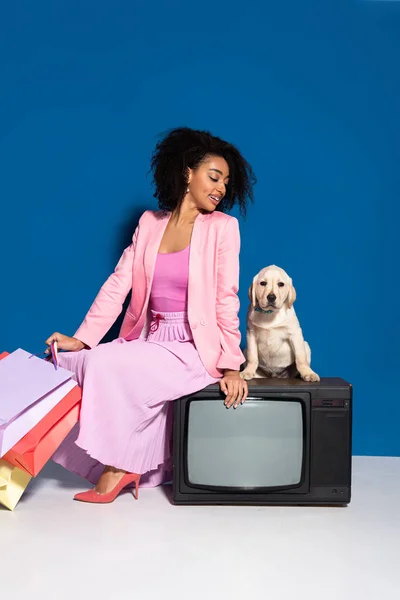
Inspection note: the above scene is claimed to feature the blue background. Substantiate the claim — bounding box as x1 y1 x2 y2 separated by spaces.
0 1 399 456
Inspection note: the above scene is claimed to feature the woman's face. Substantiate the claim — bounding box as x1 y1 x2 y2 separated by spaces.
186 155 229 213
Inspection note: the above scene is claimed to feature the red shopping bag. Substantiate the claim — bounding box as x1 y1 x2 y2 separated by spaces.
0 351 81 476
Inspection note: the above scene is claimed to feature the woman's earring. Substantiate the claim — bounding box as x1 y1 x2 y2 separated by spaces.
186 187 190 194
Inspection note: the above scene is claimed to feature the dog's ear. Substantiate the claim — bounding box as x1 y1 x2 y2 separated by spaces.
287 278 297 308
248 275 258 307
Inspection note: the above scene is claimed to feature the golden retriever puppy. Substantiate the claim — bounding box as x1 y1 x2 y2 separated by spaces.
241 265 320 382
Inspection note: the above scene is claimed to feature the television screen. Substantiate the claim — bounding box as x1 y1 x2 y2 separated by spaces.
186 399 304 489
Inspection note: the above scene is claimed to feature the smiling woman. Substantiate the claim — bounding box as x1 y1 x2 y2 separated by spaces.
46 126 256 504
150 127 255 216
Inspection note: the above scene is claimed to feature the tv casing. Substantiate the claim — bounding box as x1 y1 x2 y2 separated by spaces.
173 377 352 506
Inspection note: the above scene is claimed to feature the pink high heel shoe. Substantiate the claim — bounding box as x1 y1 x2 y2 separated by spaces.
73 473 141 504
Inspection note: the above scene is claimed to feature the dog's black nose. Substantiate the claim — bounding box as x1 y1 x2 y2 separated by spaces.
267 293 276 303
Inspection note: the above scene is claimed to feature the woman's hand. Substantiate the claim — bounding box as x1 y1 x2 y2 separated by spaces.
220 370 248 409
44 332 87 354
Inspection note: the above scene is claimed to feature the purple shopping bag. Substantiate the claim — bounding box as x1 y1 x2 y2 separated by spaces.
0 349 75 457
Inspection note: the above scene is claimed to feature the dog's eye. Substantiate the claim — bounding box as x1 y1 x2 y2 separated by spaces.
278 282 285 287
260 281 267 287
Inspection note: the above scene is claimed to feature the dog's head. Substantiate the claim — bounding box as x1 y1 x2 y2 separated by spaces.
248 265 297 312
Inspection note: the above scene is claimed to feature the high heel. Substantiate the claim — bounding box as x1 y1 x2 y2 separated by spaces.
73 473 141 504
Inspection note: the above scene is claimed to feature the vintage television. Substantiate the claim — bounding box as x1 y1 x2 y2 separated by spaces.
173 378 352 506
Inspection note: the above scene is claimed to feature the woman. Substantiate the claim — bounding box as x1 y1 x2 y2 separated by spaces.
47 127 255 503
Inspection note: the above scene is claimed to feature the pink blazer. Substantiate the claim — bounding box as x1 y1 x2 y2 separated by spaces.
74 209 245 378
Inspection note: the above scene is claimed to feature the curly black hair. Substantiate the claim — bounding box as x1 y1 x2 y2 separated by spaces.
149 127 256 216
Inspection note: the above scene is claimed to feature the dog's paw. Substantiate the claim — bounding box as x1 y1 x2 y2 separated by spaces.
300 369 320 383
240 369 256 381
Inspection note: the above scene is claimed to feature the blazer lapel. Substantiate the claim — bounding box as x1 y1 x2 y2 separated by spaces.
188 212 208 309
143 211 171 285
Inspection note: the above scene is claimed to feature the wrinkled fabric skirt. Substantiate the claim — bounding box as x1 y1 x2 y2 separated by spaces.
51 310 219 488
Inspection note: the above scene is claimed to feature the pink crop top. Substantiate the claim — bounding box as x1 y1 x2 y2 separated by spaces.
149 245 190 312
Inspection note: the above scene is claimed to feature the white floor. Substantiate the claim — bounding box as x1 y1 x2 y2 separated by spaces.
1 456 399 600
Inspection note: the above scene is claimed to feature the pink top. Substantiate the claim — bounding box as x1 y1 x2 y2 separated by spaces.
149 245 190 312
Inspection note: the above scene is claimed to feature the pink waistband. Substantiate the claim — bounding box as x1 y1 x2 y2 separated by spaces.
150 310 188 323
147 310 192 342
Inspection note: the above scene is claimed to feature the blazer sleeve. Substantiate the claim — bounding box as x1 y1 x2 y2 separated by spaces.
215 217 245 371
73 219 142 349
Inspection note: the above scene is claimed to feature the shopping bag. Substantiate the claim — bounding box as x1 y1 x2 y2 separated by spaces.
0 458 32 510
0 348 76 457
2 379 81 476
